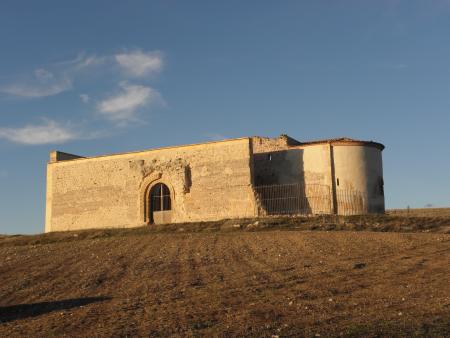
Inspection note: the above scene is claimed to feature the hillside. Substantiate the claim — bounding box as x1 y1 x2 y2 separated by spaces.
1 215 450 337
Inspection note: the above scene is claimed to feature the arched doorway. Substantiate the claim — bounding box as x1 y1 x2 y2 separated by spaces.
149 183 172 224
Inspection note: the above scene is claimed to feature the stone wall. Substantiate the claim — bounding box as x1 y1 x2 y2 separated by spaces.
45 138 257 232
45 135 385 233
251 135 300 154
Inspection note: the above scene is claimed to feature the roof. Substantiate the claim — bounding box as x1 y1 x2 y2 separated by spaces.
296 137 385 150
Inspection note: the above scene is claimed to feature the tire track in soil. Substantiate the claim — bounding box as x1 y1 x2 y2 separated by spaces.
49 238 151 337
178 234 226 335
97 234 185 336
142 233 201 336
1 240 115 304
201 233 278 335
102 236 166 337
236 235 311 312
178 233 246 335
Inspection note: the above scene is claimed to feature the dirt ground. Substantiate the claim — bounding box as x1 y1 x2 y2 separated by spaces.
1 214 450 337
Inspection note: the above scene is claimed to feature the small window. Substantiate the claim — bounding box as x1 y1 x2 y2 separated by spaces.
336 178 339 186
268 154 272 161
150 183 171 211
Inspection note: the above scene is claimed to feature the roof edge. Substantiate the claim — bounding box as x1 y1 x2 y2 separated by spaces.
48 136 251 164
297 137 385 150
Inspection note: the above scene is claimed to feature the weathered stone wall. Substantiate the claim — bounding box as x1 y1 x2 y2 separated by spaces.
251 135 300 154
45 138 257 232
45 135 385 232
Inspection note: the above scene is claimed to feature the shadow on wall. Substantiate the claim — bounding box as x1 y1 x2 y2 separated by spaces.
0 296 111 323
253 149 312 215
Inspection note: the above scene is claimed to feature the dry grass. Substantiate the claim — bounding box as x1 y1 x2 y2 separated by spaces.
387 207 450 218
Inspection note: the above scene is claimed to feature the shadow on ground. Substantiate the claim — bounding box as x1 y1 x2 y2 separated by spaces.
0 296 111 323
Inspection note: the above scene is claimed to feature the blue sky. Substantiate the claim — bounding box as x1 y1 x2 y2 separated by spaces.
1 0 449 234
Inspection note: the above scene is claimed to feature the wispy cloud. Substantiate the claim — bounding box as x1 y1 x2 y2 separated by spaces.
0 49 166 144
56 52 105 71
204 133 227 141
0 53 104 99
0 49 163 100
80 93 90 103
1 69 72 98
0 119 78 145
115 50 163 77
35 68 54 81
97 82 163 123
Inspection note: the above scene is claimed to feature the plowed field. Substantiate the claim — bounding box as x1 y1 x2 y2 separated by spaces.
1 223 450 337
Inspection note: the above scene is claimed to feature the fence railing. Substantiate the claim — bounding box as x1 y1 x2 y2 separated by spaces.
335 188 368 216
254 183 367 216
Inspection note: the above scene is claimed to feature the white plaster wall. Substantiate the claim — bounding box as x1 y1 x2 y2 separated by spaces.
301 145 331 186
252 143 384 215
332 145 384 213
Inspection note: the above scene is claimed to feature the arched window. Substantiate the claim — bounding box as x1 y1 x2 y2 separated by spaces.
149 183 171 218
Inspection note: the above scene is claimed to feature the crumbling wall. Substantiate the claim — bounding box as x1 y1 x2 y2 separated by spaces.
45 138 257 232
251 135 300 154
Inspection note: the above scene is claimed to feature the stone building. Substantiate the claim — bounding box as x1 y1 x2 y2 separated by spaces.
45 135 385 232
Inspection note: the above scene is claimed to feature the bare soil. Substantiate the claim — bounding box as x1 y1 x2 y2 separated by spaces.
1 214 450 337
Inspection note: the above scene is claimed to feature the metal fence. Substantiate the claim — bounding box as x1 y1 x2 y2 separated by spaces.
254 183 367 216
335 188 367 216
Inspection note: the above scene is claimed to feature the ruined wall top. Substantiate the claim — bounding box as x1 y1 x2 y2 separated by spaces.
251 134 301 153
48 134 384 165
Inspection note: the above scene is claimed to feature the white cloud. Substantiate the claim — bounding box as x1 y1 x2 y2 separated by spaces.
0 49 167 143
80 94 90 103
0 119 78 145
97 82 162 122
1 68 72 98
0 53 104 99
0 49 164 100
2 79 71 98
34 68 54 81
74 55 104 70
115 50 163 77
57 53 105 71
